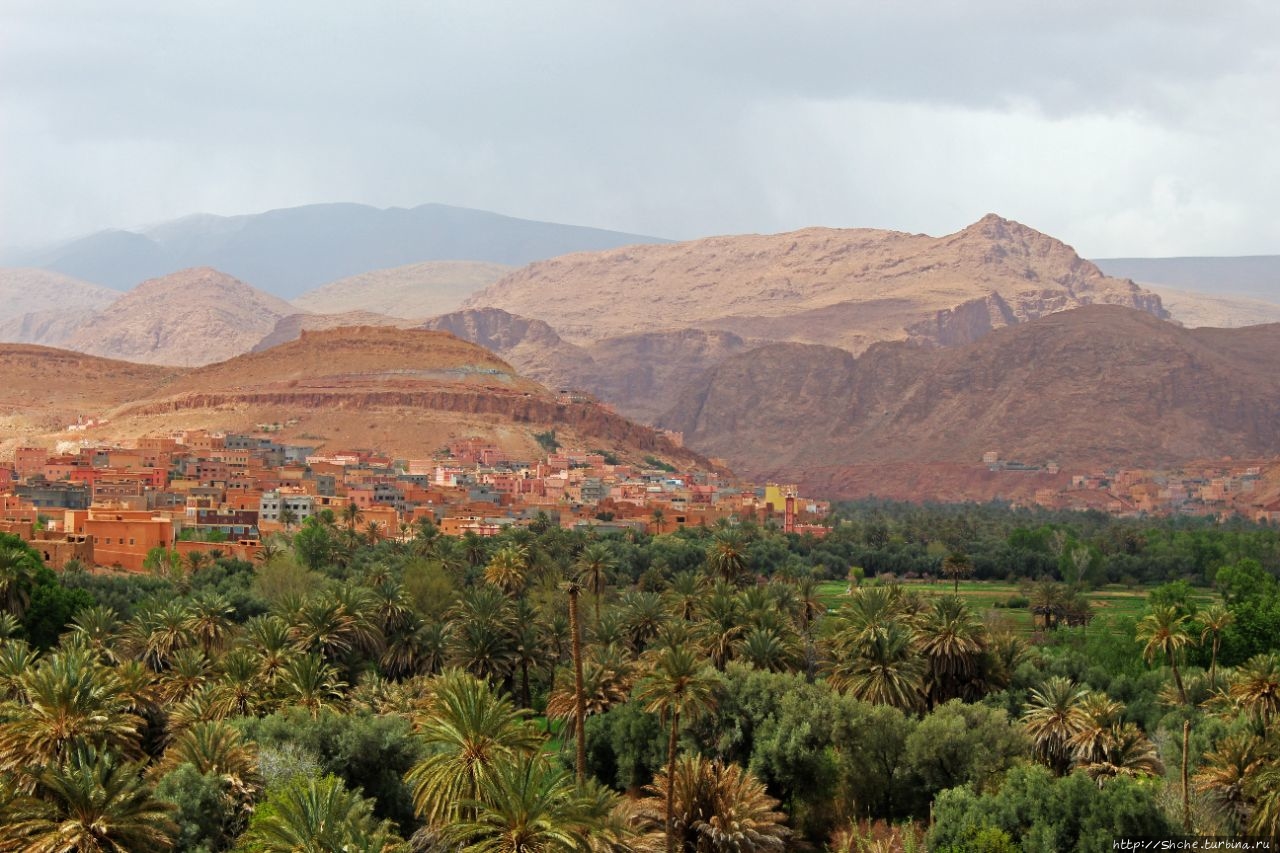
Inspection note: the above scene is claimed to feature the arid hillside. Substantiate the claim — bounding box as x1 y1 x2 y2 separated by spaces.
0 345 181 455
466 214 1166 352
0 327 704 470
62 268 297 366
660 306 1280 498
293 261 513 318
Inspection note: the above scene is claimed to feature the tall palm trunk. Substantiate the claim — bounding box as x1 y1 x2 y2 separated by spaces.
1209 636 1221 689
1168 649 1188 705
568 584 587 783
665 707 681 853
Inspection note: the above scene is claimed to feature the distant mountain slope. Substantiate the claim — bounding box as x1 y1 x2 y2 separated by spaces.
61 268 297 366
13 203 668 297
1094 256 1280 301
292 260 513 317
1145 285 1280 329
660 305 1280 498
0 269 119 345
467 214 1166 352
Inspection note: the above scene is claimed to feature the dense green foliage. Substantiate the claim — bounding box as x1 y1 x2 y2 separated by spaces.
0 502 1277 851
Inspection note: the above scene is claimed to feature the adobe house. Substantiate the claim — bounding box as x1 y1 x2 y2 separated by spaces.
29 532 94 570
80 504 176 573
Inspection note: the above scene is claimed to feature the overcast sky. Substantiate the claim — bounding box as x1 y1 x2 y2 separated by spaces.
2 1 1277 257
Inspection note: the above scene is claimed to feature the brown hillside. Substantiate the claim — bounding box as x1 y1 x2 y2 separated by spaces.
0 345 180 454
293 261 513 318
660 306 1280 498
0 327 707 470
62 267 297 366
466 214 1166 352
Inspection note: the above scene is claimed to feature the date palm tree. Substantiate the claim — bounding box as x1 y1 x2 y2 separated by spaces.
575 542 615 628
634 645 721 853
738 625 802 674
940 552 973 594
1137 604 1193 705
697 586 744 671
828 619 925 713
1067 692 1126 767
238 774 404 853
150 719 261 817
404 669 543 828
1 745 177 852
68 605 123 665
620 590 668 655
275 653 346 718
1078 722 1164 784
0 648 143 782
633 754 788 853
241 614 296 686
447 585 519 684
1197 604 1234 689
918 595 987 707
440 752 601 853
1227 653 1280 731
1194 733 1264 833
485 545 530 599
1022 675 1089 775
0 544 38 621
706 529 748 586
183 592 234 656
1245 761 1280 838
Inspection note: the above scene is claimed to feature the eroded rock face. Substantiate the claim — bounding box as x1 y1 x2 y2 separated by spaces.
660 305 1280 498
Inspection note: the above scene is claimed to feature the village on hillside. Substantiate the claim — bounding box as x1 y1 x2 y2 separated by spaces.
0 430 832 574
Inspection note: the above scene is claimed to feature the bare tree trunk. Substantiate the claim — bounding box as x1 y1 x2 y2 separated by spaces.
569 585 587 783
666 708 681 853
1182 719 1191 832
1170 651 1188 705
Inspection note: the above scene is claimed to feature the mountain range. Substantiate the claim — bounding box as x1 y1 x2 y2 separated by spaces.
5 202 1280 502
7 202 666 297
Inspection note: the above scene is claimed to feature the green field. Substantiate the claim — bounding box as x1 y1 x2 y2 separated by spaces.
816 580 1217 635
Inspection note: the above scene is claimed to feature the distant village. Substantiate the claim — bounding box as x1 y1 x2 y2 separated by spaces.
0 430 831 574
983 451 1280 522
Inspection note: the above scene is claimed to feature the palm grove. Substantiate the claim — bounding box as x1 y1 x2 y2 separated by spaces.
0 499 1277 851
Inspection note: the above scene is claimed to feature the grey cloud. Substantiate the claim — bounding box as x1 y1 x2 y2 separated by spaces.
1 0 1277 256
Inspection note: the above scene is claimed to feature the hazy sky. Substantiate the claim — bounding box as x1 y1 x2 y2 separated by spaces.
3 1 1277 257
